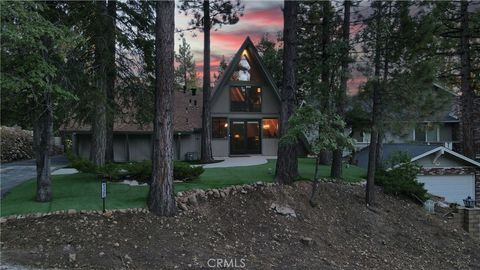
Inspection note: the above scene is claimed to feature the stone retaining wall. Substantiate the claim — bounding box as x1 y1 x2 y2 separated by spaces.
0 180 365 223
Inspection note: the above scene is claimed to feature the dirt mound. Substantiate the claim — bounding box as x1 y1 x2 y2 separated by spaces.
1 181 479 269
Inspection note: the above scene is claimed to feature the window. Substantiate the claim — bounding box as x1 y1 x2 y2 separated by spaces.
415 125 426 142
230 86 261 112
212 118 228 139
262 118 279 138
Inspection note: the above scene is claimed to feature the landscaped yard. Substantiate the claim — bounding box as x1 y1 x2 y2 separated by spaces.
0 158 366 216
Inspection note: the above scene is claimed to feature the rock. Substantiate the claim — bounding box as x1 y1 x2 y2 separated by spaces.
69 253 76 262
220 192 226 198
188 195 198 207
300 237 314 246
124 254 132 263
177 192 184 197
99 252 105 257
212 189 220 198
0 217 6 224
67 209 77 215
178 203 188 211
240 189 248 194
270 203 297 218
114 242 120 247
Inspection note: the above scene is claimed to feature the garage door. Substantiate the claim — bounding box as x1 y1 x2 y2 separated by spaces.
416 175 475 205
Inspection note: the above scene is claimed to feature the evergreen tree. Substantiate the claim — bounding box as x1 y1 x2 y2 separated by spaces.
256 34 282 88
175 37 197 91
179 0 244 163
357 1 439 205
275 0 299 185
1 1 80 201
432 1 480 158
148 0 176 216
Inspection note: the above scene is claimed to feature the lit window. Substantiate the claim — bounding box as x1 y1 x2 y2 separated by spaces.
230 86 261 112
212 118 228 139
262 118 279 138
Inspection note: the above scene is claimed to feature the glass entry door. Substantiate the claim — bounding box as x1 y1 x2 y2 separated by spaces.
230 120 261 155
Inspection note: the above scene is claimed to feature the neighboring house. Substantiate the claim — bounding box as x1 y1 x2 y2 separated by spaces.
356 144 480 205
63 37 286 160
63 88 203 161
352 83 461 152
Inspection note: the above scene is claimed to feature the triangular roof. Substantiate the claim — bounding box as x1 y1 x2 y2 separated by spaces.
210 36 281 103
410 146 480 167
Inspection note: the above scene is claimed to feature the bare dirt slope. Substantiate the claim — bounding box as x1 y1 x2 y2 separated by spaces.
1 181 479 270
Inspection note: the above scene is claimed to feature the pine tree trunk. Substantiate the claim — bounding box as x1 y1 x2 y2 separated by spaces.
90 1 108 166
200 0 213 162
366 2 383 206
105 0 116 163
148 0 176 217
34 90 53 202
275 0 299 185
331 0 351 179
459 0 474 158
375 132 384 169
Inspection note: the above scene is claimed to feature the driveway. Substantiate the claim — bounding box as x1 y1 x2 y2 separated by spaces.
0 155 68 199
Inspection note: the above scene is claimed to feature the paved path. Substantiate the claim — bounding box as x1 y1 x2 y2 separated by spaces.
202 156 276 168
0 155 68 199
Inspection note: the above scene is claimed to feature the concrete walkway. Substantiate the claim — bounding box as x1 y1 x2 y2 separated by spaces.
203 156 276 168
0 155 68 199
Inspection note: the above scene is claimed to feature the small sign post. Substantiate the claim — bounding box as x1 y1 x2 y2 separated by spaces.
101 178 107 212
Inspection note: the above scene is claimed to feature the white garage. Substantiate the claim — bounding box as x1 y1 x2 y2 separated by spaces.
411 146 480 206
416 175 475 205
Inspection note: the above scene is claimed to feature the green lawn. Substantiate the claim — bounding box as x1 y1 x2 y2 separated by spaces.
1 158 366 216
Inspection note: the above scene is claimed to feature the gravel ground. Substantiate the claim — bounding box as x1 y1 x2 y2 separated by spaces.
1 181 479 269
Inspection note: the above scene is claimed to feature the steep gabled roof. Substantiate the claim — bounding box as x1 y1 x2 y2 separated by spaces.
411 146 480 167
210 36 281 103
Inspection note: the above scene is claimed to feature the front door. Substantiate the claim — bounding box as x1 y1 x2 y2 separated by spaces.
230 120 261 155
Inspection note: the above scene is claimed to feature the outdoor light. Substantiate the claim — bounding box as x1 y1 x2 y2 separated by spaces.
257 88 262 93
463 196 476 208
263 124 270 129
224 123 228 128
234 134 240 139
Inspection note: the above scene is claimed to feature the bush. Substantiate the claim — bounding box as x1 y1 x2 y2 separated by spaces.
68 154 97 173
375 162 428 203
0 126 34 163
174 161 204 182
124 161 152 183
66 154 204 183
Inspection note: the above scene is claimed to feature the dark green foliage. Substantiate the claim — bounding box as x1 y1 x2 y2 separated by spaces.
174 162 205 182
66 154 204 183
68 153 97 174
375 162 427 203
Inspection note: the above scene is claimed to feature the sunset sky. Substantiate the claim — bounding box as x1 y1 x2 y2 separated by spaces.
175 1 284 77
174 0 366 94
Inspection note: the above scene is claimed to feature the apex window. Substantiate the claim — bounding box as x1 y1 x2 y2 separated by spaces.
230 86 262 112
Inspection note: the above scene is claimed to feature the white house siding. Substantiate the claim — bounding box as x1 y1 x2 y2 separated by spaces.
212 139 229 157
416 154 469 168
262 138 278 156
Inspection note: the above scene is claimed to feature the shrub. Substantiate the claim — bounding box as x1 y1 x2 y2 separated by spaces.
375 162 428 203
124 161 152 183
173 161 204 182
0 126 34 163
69 156 97 173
